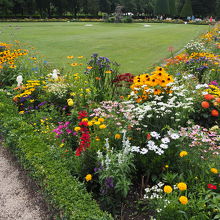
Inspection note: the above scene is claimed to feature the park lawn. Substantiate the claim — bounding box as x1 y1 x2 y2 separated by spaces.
0 22 208 74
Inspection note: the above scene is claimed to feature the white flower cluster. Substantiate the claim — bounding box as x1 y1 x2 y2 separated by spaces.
144 182 164 199
184 40 206 55
97 132 136 170
47 82 69 98
144 182 171 213
131 84 194 125
131 130 179 155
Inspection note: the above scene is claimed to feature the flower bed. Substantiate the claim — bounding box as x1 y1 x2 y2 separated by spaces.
0 24 219 219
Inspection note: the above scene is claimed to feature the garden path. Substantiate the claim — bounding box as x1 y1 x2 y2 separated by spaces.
0 140 52 220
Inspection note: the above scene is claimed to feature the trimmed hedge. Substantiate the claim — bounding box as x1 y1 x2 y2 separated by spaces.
0 91 112 220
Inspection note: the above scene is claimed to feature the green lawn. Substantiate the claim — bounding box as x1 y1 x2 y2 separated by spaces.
0 22 208 73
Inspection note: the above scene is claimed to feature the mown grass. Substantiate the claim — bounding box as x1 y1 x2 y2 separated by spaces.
0 22 208 73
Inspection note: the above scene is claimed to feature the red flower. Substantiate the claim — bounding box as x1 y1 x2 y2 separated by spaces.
204 94 215 100
207 184 217 190
79 121 88 127
146 133 151 140
211 109 219 117
78 111 88 119
201 101 210 108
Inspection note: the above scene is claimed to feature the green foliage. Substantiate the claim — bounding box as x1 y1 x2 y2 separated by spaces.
154 0 170 15
169 0 177 16
180 0 193 17
85 53 119 102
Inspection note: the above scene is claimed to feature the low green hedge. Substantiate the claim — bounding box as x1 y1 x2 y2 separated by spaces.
0 91 112 220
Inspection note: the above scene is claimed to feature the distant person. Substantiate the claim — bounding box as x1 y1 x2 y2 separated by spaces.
209 16 213 22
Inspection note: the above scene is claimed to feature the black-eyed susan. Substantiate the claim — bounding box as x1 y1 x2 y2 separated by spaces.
9 64 16 68
70 63 78 67
67 56 74 59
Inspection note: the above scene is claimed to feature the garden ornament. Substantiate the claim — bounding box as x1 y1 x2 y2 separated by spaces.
16 75 23 87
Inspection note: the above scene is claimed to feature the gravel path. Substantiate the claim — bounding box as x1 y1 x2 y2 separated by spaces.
0 140 53 220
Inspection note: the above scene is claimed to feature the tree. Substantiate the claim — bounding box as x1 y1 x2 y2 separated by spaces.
175 0 184 16
0 0 14 16
154 0 170 16
169 0 177 17
99 0 111 13
180 0 193 17
216 0 220 18
87 0 99 16
120 0 137 13
191 0 215 17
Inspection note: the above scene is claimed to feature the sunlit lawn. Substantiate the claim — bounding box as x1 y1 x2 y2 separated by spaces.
0 22 208 73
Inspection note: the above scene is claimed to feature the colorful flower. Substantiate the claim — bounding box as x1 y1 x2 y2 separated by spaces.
179 196 188 205
179 151 188 157
207 184 217 190
163 185 173 194
85 174 92 182
210 168 218 174
115 134 121 139
177 182 187 191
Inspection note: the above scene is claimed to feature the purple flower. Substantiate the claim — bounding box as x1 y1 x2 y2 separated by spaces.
105 177 114 188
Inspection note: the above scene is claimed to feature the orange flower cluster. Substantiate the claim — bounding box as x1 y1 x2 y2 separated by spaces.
0 43 28 69
201 93 220 117
165 54 188 66
131 67 174 103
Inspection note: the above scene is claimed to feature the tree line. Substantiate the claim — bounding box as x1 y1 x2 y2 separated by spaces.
0 0 219 19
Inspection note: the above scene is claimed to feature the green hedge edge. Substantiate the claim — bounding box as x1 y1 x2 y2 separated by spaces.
0 91 113 220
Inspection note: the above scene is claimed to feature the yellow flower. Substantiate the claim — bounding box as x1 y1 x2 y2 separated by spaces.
163 185 173 194
95 136 100 141
9 64 16 68
70 63 78 67
70 92 76 96
105 70 112 74
19 111 24 114
29 99 35 103
82 118 88 122
177 182 187 191
165 165 169 168
179 196 188 205
74 127 81 132
59 143 64 148
88 121 93 126
67 98 74 106
78 56 84 58
85 88 90 93
67 56 74 59
210 168 218 174
98 118 105 123
94 121 101 125
99 124 107 129
85 174 92 182
115 134 121 139
179 151 188 157
87 66 93 70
